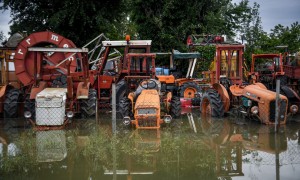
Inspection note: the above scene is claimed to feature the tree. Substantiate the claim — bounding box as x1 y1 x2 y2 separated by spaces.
0 31 5 46
128 0 254 52
0 0 126 46
269 22 300 54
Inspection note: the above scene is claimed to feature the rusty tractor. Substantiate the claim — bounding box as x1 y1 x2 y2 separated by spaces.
10 31 155 127
187 35 294 124
119 53 181 129
249 53 300 114
155 50 202 107
0 33 25 118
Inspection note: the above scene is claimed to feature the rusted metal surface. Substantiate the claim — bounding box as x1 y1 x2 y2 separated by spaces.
14 31 81 86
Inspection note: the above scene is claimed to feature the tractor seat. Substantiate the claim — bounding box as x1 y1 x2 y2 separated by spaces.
134 79 161 99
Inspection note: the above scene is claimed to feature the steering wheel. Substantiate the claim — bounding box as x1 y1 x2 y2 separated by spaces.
139 79 157 89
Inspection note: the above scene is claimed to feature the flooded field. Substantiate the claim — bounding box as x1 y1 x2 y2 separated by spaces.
0 109 300 180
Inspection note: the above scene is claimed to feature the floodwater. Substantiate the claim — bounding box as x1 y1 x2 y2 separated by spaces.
0 109 300 180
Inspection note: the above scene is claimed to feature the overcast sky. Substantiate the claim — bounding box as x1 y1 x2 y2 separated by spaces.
1 0 300 39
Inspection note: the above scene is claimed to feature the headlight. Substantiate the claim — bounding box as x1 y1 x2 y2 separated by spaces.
66 111 74 118
163 115 172 124
251 106 259 114
24 111 32 119
290 105 298 114
123 116 131 126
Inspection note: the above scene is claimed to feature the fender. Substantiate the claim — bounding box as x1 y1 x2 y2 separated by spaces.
281 85 300 102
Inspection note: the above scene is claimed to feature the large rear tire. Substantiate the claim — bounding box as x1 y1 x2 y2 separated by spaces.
4 88 21 118
170 96 181 118
80 89 97 118
179 81 201 99
200 89 224 117
119 97 133 119
115 80 128 109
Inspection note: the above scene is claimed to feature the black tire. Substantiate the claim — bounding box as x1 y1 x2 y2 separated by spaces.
119 97 133 119
52 75 67 88
179 81 201 99
24 94 36 119
170 96 181 118
80 89 97 118
276 75 288 86
200 89 224 117
4 88 21 118
115 80 128 108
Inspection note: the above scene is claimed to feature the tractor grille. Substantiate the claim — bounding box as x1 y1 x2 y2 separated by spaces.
137 108 156 115
137 116 158 128
269 100 287 122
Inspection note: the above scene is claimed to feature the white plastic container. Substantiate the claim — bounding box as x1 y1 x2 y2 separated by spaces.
36 88 67 126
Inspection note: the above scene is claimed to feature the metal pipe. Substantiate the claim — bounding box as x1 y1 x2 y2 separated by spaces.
275 79 280 132
112 83 117 134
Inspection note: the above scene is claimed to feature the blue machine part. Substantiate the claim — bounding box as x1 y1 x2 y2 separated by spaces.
241 96 252 107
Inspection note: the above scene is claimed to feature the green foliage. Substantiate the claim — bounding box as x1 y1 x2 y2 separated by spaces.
0 0 125 46
194 45 216 77
128 0 253 52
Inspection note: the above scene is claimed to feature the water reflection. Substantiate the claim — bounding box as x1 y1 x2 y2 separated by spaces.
0 112 299 180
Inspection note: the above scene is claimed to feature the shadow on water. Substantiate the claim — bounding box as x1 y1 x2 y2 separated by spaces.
0 109 300 179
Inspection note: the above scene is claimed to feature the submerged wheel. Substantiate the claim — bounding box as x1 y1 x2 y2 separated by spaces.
4 88 21 118
115 80 128 109
200 89 224 117
170 96 181 118
179 81 201 99
24 94 36 119
80 89 97 117
119 97 133 119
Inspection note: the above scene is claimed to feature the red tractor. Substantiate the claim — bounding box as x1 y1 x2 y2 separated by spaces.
187 35 296 124
12 31 155 126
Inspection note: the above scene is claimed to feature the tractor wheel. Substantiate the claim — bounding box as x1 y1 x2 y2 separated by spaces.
200 89 224 117
52 75 67 88
179 81 201 99
276 75 288 86
24 94 36 119
4 88 21 118
119 97 133 119
115 80 128 108
80 89 97 118
170 96 181 118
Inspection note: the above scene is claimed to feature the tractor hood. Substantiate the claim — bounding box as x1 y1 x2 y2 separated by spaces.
135 89 160 109
230 84 287 102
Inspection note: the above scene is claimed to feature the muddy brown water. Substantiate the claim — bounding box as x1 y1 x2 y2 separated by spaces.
0 109 300 180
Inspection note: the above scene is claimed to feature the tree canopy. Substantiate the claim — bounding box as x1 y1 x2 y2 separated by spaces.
1 0 299 64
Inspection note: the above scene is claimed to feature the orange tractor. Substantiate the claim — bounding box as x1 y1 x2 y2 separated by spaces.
249 53 300 114
187 35 295 124
155 50 202 107
0 33 24 118
119 54 181 129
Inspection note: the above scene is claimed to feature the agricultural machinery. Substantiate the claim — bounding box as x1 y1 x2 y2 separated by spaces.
155 50 202 107
119 53 181 129
187 35 295 124
6 31 157 127
0 33 24 118
249 53 300 114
